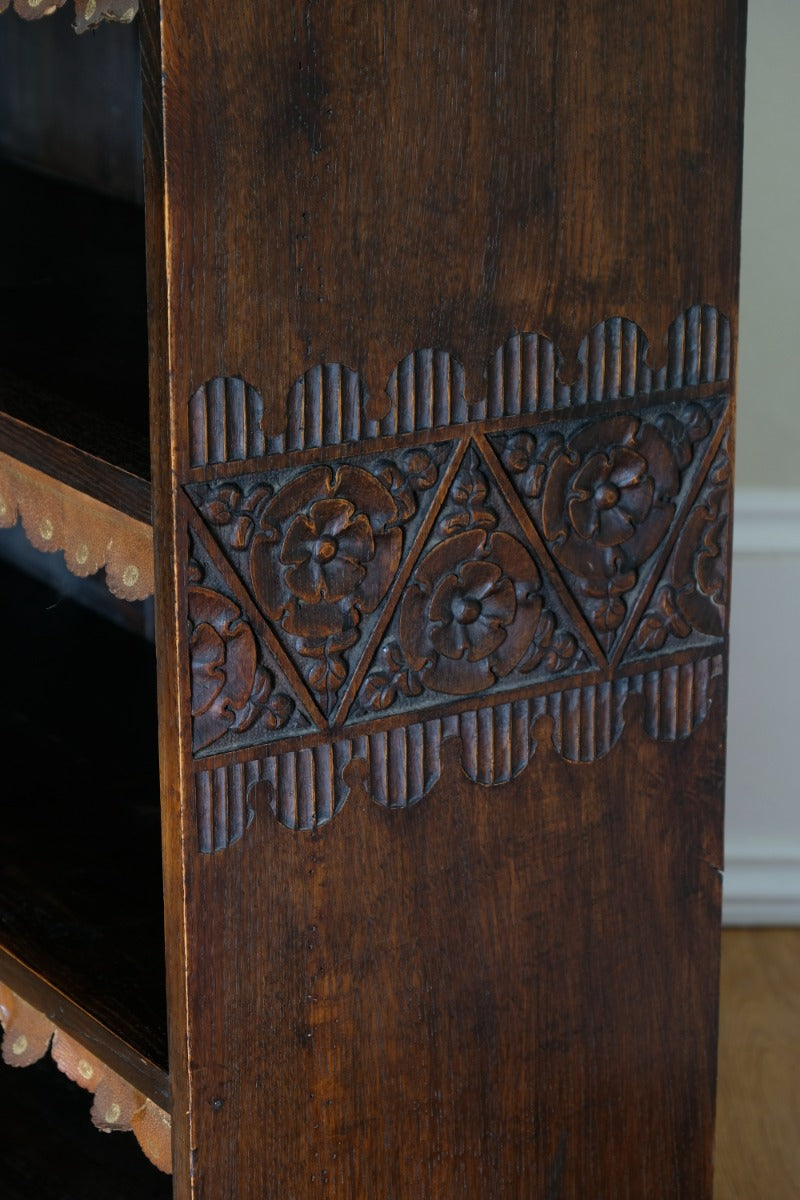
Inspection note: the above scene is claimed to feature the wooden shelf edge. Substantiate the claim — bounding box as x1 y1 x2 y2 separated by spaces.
0 448 153 599
0 399 151 523
0 976 171 1173
0 945 170 1112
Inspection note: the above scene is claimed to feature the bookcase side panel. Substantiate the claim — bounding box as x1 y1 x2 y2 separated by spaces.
154 2 745 1194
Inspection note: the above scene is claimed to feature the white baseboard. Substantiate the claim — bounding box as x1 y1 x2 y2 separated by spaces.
722 849 800 926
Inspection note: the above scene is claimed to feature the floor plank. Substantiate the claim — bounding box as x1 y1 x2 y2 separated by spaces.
714 928 800 1200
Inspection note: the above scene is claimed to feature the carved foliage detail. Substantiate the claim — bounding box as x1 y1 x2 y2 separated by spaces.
185 306 732 839
399 526 541 696
251 465 401 707
634 442 730 653
359 451 582 714
188 560 294 753
191 446 448 713
494 401 720 653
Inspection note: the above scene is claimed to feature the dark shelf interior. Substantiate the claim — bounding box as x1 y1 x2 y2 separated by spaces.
0 160 151 513
0 3 144 206
0 1053 172 1200
0 551 167 1079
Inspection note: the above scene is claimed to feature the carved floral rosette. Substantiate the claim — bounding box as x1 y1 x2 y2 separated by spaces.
183 305 733 846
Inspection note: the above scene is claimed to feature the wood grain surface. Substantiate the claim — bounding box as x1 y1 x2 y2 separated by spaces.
154 1 745 420
715 929 800 1200
0 0 746 1193
3 927 793 1197
140 1 746 1194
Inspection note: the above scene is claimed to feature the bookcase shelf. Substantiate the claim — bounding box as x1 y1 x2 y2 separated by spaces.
0 162 150 509
0 164 153 597
0 1 745 1194
0 13 168 1183
0 558 167 1098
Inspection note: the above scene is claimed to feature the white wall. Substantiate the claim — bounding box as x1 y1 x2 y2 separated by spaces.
736 0 800 489
724 0 800 923
724 494 800 923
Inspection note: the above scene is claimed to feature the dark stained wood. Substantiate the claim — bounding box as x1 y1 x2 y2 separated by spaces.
142 1 746 1195
183 702 725 1197
157 0 745 421
0 396 151 523
139 2 193 1193
0 558 168 1095
0 0 745 1193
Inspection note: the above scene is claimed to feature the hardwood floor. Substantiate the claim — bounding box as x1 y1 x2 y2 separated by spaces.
714 929 800 1200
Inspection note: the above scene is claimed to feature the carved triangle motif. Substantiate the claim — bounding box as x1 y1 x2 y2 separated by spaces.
350 443 595 722
186 533 313 756
489 397 727 660
185 443 457 717
627 435 731 664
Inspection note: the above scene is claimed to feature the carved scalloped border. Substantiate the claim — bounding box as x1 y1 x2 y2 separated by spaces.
187 305 730 467
195 652 723 846
0 983 171 1173
0 0 138 33
0 451 154 600
188 302 731 847
185 392 729 758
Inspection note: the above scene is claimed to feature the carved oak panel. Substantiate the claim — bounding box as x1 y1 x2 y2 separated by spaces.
182 304 732 846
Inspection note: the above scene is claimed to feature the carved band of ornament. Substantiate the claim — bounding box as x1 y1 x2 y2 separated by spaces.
185 442 460 747
490 401 729 659
186 306 731 846
0 0 138 32
0 983 171 1173
0 451 153 600
195 652 722 847
186 397 729 761
188 305 730 467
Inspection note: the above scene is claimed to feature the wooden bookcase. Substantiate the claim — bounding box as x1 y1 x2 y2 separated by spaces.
0 2 746 1196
